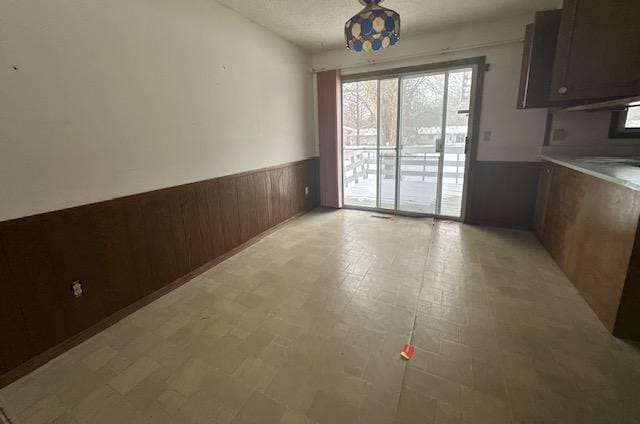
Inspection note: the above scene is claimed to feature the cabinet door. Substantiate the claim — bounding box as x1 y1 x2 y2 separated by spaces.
533 162 553 239
517 10 565 109
517 23 535 108
550 0 640 101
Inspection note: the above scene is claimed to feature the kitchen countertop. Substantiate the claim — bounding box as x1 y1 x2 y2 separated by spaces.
540 155 640 191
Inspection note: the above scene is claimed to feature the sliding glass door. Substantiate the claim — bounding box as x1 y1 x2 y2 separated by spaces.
342 64 475 219
398 72 444 214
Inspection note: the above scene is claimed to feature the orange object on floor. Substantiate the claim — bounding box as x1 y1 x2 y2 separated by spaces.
400 344 415 360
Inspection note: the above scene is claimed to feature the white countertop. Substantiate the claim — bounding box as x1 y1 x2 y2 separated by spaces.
540 155 640 191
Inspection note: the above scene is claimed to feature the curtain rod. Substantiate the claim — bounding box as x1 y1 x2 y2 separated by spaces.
311 37 523 73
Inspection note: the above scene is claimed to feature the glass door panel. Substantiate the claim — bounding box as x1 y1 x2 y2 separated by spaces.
378 150 396 209
398 73 445 214
342 80 378 208
378 78 398 210
441 68 473 217
343 149 377 208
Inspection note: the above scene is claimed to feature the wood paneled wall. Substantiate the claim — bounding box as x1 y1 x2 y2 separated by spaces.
465 161 540 229
0 158 318 385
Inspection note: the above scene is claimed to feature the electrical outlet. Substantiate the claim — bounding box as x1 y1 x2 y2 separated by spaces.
71 281 83 298
305 186 310 196
483 130 492 142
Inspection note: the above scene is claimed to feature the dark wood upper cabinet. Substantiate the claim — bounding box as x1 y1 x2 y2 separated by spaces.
517 10 565 109
550 0 640 102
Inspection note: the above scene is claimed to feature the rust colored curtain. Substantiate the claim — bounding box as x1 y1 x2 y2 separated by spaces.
317 70 342 208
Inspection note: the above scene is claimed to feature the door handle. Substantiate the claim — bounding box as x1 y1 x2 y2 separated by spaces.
436 138 442 153
464 136 470 154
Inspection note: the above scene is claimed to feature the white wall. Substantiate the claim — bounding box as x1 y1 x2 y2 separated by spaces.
0 0 315 222
547 111 640 154
312 14 549 163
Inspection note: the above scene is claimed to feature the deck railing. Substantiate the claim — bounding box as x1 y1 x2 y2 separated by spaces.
343 145 466 186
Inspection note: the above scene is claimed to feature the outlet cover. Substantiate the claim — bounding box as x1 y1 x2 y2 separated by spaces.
305 186 309 195
71 281 83 298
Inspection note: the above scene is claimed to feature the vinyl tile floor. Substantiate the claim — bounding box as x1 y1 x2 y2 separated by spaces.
2 209 640 424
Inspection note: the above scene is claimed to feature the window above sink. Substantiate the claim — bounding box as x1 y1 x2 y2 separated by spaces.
610 106 640 139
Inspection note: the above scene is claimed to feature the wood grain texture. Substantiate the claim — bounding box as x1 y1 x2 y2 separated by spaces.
465 161 540 229
517 10 568 109
536 161 640 334
0 157 319 382
616 221 640 339
517 23 535 108
550 0 640 101
533 162 553 238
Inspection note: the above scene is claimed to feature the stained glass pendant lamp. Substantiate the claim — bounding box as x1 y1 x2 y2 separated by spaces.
345 0 401 52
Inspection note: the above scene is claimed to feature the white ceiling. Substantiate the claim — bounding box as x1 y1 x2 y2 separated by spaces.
215 0 560 52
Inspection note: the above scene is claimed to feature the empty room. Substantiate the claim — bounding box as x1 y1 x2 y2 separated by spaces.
2 0 640 423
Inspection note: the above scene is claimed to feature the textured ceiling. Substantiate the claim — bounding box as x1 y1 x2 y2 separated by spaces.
215 0 559 52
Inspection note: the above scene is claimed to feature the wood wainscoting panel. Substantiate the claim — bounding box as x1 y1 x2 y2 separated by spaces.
219 178 242 252
465 161 540 229
0 246 34 374
237 175 260 242
0 157 319 386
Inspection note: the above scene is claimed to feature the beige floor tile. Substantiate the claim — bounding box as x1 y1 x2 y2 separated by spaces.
173 391 227 424
403 367 462 409
265 364 318 413
230 391 285 424
17 394 66 424
435 401 463 424
395 385 437 424
108 356 159 395
471 357 507 399
462 382 513 424
196 370 252 411
157 389 187 415
50 413 80 424
280 408 318 424
165 357 210 397
306 390 360 424
80 346 118 372
232 356 278 391
73 385 140 424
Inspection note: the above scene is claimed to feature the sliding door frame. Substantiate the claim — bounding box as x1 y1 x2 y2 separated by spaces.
341 56 486 221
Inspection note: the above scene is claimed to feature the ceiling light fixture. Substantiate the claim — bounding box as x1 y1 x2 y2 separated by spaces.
345 0 400 52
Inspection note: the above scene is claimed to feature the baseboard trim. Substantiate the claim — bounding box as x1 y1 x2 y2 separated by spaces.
0 207 314 389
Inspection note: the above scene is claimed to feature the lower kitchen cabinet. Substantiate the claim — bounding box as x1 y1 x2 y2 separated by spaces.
534 160 640 339
533 162 553 239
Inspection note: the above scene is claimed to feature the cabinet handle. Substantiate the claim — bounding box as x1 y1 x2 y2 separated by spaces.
557 86 568 95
